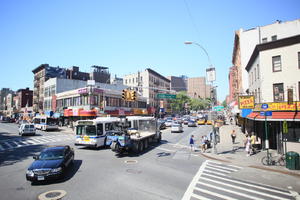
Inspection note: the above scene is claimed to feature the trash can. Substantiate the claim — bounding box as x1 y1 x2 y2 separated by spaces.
286 151 300 170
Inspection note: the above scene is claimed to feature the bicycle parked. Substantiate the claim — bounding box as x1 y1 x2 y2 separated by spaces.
261 152 285 166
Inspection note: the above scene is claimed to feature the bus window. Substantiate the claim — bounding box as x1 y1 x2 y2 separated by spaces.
97 124 103 135
105 123 114 131
76 126 84 135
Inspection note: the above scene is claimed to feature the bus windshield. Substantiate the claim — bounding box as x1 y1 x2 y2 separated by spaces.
76 125 97 136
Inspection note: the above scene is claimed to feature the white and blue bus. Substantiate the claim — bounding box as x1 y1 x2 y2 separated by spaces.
33 116 59 131
74 117 120 148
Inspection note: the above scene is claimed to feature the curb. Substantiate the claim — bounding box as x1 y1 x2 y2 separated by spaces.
199 152 300 178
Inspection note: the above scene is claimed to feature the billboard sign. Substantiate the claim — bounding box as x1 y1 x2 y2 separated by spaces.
206 67 216 82
238 96 255 109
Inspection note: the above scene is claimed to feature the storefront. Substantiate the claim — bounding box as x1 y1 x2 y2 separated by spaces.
246 102 300 154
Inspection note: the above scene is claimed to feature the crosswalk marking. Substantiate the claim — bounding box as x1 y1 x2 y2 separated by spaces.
194 186 240 200
201 173 292 196
0 135 74 152
4 142 13 149
182 160 295 200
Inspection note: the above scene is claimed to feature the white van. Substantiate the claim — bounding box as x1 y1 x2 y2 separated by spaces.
19 124 36 136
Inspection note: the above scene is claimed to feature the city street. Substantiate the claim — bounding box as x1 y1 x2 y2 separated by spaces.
0 122 298 200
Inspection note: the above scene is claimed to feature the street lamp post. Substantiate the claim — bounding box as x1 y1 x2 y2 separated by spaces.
184 41 217 154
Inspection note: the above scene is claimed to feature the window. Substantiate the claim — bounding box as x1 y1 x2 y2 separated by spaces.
298 52 300 69
272 56 282 72
254 68 257 81
125 79 127 84
273 83 284 102
96 124 103 135
271 35 277 41
262 38 267 43
251 72 254 84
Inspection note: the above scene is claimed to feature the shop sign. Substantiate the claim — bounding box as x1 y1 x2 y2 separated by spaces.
78 88 88 95
254 102 300 111
238 96 254 109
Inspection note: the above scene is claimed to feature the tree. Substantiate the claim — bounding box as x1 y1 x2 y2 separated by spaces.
170 91 190 113
222 100 227 108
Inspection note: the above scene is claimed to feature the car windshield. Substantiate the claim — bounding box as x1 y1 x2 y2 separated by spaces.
76 125 97 136
25 125 35 128
172 124 180 127
39 149 64 160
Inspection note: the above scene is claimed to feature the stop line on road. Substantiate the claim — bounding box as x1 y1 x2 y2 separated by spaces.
182 160 295 200
0 135 74 152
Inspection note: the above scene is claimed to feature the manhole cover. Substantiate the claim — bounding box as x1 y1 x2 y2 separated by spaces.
124 160 138 164
38 190 67 200
126 169 142 174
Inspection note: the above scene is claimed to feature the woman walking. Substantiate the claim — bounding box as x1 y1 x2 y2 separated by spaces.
231 130 236 144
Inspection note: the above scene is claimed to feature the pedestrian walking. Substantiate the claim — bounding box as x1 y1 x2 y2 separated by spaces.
231 130 236 144
189 135 195 151
245 134 251 156
200 136 207 152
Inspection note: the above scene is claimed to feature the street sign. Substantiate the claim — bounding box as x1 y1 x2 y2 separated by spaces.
213 106 224 111
283 120 288 134
265 111 272 116
261 104 269 110
260 111 272 116
157 93 176 99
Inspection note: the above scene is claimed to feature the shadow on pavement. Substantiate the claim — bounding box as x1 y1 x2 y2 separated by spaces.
216 146 245 155
31 159 83 186
0 144 47 167
0 131 20 141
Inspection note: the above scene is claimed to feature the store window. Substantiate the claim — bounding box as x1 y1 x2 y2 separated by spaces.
273 83 284 102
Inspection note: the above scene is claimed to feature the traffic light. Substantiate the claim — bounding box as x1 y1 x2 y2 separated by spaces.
122 90 126 100
131 91 136 101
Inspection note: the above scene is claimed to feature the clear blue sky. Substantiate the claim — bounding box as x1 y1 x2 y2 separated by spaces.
1 0 299 102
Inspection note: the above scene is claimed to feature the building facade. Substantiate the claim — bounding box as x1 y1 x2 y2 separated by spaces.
187 77 211 99
123 68 171 110
55 86 147 119
32 64 111 112
245 35 300 154
0 88 14 111
167 76 187 92
232 19 300 99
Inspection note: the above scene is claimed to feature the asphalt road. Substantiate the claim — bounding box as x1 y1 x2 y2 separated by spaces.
0 123 298 200
0 123 210 200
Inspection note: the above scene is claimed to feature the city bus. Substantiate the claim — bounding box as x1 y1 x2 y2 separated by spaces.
33 116 59 131
74 117 120 148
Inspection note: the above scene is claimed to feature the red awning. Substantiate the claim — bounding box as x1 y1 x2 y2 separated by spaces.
247 111 300 121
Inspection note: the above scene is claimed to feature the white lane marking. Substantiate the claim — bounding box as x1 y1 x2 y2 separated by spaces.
198 177 287 200
206 163 239 172
181 160 209 200
12 141 23 147
207 160 243 169
27 138 45 144
205 166 231 174
155 146 176 152
4 142 14 149
190 193 212 200
202 169 230 177
194 187 239 200
202 173 293 197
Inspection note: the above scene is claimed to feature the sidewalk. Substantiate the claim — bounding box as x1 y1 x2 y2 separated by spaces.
200 123 300 178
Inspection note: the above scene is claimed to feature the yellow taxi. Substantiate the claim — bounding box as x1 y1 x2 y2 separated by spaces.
206 120 212 125
197 119 206 125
